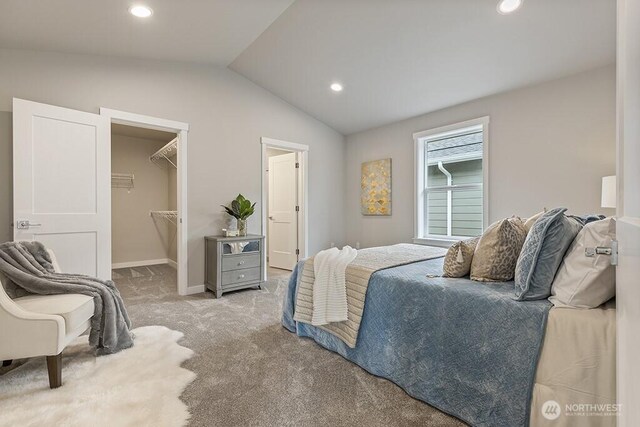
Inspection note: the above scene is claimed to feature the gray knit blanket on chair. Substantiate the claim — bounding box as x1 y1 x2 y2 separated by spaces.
0 241 133 355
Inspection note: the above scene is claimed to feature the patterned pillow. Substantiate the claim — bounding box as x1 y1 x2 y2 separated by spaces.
514 208 583 301
470 217 527 282
442 237 480 278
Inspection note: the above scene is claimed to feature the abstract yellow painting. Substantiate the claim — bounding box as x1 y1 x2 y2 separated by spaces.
361 158 392 215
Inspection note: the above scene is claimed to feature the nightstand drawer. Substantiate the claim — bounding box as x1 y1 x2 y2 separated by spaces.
222 254 260 271
221 267 261 287
205 235 265 298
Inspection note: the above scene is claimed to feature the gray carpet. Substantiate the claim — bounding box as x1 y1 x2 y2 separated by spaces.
113 264 464 427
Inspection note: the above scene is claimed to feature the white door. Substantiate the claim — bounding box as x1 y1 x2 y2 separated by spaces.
268 152 298 270
13 98 111 279
616 1 640 425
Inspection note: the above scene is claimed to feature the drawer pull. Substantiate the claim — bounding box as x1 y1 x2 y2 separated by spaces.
221 254 259 271
238 274 245 279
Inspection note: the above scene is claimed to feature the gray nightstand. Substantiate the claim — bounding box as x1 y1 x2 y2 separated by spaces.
204 234 265 298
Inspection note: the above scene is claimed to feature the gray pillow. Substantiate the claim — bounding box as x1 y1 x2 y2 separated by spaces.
514 208 582 301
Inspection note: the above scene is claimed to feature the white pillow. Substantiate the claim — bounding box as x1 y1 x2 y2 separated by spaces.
549 217 616 308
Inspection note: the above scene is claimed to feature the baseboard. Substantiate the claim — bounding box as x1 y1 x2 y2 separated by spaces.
185 285 205 295
112 259 174 269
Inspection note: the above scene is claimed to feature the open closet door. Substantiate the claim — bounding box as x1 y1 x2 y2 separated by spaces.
616 1 640 425
13 98 111 279
268 152 298 270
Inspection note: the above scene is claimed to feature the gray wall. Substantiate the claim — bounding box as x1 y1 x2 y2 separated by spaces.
111 134 175 265
0 112 11 243
345 65 616 248
0 48 346 291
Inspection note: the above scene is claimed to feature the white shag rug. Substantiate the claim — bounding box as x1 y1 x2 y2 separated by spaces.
0 326 195 427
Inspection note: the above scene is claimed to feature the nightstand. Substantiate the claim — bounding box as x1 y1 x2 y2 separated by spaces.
204 235 265 298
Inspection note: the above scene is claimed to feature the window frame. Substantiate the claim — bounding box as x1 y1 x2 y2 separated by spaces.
413 116 490 247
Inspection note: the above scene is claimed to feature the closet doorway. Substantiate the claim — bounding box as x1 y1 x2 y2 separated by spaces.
261 137 309 278
101 109 189 296
111 124 178 288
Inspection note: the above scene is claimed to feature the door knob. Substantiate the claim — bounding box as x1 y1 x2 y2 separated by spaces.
269 216 274 220
16 220 42 230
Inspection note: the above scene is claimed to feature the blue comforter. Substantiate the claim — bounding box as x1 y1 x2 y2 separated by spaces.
282 257 551 427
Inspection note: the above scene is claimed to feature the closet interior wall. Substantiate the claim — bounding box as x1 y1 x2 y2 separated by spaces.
111 125 177 268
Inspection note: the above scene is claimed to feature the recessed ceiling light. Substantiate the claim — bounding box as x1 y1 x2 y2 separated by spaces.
129 5 153 18
330 83 343 92
497 0 523 14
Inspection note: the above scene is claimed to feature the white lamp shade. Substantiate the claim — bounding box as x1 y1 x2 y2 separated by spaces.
601 176 616 208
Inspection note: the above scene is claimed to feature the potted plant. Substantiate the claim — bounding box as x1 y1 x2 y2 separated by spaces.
221 194 256 237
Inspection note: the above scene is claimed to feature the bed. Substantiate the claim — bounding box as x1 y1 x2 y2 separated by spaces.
282 256 616 427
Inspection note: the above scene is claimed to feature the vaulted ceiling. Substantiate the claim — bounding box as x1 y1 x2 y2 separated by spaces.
0 0 294 65
0 0 616 135
231 0 616 134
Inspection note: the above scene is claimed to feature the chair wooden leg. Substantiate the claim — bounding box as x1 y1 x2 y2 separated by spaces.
46 354 62 389
2 360 12 367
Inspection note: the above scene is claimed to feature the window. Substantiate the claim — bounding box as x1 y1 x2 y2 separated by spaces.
413 117 489 245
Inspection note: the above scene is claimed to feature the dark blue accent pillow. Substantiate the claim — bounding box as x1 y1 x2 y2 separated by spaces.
514 208 582 301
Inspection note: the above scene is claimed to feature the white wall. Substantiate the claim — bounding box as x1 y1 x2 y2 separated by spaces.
111 134 174 266
345 65 616 248
0 48 346 291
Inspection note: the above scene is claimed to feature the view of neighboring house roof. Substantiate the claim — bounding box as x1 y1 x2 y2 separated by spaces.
426 131 483 164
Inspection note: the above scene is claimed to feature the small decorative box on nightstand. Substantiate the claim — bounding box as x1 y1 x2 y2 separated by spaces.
204 234 265 298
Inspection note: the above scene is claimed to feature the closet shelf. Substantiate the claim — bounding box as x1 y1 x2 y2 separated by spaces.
150 210 178 225
112 173 135 190
150 137 178 168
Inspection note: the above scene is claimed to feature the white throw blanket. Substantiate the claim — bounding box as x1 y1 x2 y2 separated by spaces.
311 246 358 326
295 244 448 347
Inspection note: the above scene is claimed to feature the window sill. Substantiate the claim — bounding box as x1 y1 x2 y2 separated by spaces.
412 237 457 248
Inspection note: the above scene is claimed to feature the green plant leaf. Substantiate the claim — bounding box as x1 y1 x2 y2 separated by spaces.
222 194 256 220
